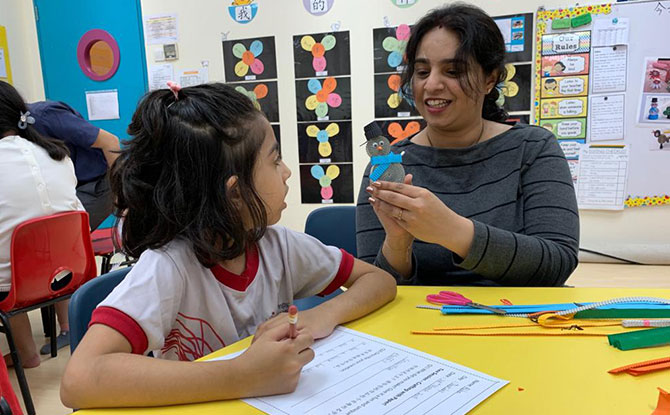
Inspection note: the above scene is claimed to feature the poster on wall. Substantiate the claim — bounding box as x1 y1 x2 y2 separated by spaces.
637 57 670 124
293 31 351 78
541 75 589 98
498 63 532 112
222 36 277 82
300 163 353 203
227 80 280 123
375 119 425 144
493 12 534 63
372 24 411 73
298 121 352 164
374 73 418 118
296 77 351 121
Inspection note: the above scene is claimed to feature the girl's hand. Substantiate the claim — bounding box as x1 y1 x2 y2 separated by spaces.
254 308 338 342
236 324 314 397
366 174 414 250
367 179 475 258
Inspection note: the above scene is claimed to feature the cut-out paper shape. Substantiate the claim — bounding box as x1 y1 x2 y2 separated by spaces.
653 388 670 415
232 40 264 77
382 24 410 69
228 0 258 24
496 63 531 112
390 0 417 8
310 164 340 200
302 0 335 16
496 64 519 107
234 84 267 111
387 120 421 144
301 34 337 73
306 77 342 118
307 123 339 157
386 74 404 108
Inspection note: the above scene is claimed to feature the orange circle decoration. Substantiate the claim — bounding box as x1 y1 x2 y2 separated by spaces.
77 29 120 81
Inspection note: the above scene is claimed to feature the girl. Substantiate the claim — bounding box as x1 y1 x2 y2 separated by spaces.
61 83 396 408
357 4 579 286
0 80 83 368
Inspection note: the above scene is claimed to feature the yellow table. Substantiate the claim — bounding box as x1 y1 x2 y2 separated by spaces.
77 286 670 414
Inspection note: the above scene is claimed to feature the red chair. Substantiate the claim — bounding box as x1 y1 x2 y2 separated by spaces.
91 227 115 275
0 211 96 415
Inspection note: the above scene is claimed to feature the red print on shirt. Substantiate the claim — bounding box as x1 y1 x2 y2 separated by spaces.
161 312 226 360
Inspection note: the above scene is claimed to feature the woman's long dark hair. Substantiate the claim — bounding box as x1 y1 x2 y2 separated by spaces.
111 83 269 267
401 3 508 122
0 80 69 160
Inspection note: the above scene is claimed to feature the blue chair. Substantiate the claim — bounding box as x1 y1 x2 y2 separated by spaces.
68 267 132 353
296 206 357 310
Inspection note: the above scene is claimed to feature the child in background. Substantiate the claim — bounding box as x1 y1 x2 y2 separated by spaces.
61 83 396 409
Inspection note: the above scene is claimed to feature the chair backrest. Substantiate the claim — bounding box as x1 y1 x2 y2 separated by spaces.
304 206 357 256
68 266 131 352
1 211 97 311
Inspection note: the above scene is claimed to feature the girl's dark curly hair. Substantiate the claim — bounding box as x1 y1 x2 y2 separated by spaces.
0 80 69 160
111 82 268 267
400 3 508 123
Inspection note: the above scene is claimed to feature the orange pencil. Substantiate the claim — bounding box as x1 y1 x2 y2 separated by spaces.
288 305 298 339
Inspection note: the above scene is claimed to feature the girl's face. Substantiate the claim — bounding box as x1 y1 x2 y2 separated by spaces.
411 28 496 132
253 119 291 225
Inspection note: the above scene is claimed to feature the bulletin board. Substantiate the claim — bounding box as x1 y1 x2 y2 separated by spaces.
0 25 12 84
534 1 670 208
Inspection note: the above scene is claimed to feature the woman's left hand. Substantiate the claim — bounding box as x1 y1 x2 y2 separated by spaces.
253 308 338 343
367 180 474 258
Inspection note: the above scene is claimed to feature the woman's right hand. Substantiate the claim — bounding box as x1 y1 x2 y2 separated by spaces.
367 174 414 250
235 324 315 397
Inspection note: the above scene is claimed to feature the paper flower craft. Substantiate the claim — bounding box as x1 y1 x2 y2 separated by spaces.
306 123 339 157
386 74 406 109
310 164 340 200
387 121 421 145
300 34 337 72
234 84 268 111
232 40 264 77
382 24 410 69
495 64 519 107
305 77 342 118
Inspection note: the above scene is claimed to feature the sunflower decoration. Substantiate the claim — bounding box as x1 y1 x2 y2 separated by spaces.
386 74 406 109
234 84 268 111
305 77 342 118
495 64 519 107
310 164 340 201
387 121 421 145
301 34 337 73
232 40 264 77
306 123 339 157
382 24 410 69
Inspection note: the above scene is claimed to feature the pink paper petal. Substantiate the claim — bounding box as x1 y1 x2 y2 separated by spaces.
250 59 265 75
326 93 342 108
313 56 327 72
321 186 333 200
396 24 411 41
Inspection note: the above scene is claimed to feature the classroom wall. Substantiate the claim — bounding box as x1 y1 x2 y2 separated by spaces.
0 0 45 101
5 0 670 263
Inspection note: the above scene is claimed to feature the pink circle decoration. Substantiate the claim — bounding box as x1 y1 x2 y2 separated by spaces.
396 24 411 41
76 29 120 81
321 186 333 200
312 56 327 72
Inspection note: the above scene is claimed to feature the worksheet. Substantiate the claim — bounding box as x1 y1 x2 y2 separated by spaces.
209 327 507 415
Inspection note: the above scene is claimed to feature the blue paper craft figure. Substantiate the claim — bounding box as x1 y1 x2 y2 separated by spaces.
364 121 405 183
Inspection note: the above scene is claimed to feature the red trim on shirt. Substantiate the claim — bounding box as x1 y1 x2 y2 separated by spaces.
89 306 148 355
318 249 354 296
209 244 259 291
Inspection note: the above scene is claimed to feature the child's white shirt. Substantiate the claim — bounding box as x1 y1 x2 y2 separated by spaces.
92 225 353 361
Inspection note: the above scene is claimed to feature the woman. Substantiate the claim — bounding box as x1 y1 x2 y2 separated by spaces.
356 3 579 286
0 80 84 367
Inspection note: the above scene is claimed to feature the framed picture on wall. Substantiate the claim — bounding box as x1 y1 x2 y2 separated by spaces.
297 121 352 164
374 73 418 118
293 31 351 78
372 24 412 74
227 80 280 123
222 36 278 82
295 76 352 121
299 163 353 204
493 12 534 63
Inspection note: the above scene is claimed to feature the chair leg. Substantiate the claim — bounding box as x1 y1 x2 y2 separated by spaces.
0 312 35 415
48 304 57 358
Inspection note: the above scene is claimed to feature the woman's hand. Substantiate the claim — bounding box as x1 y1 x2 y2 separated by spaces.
367 178 475 258
366 174 414 250
254 308 339 342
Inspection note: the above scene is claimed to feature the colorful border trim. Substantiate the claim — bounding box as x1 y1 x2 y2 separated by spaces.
625 195 670 208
